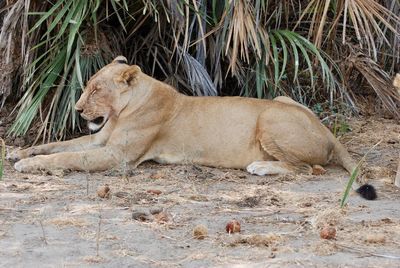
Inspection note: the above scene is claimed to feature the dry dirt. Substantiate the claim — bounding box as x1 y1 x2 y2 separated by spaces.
0 117 399 267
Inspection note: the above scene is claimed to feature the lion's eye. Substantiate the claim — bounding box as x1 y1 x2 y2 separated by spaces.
90 89 97 96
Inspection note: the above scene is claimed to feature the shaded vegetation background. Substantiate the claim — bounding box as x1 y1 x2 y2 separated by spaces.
0 0 399 142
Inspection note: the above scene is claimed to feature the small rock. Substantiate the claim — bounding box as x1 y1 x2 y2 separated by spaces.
300 202 312 207
132 210 151 222
97 185 110 198
114 191 130 198
150 207 164 215
386 139 397 144
147 189 162 195
193 224 208 240
226 220 241 234
381 218 393 224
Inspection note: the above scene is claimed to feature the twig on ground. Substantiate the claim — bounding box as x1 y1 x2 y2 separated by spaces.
0 138 5 181
86 173 89 196
39 220 48 245
96 206 102 257
337 243 400 259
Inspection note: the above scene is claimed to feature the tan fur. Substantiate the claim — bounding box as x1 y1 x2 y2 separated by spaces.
9 57 357 180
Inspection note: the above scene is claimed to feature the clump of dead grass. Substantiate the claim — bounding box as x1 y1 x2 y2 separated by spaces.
312 241 339 256
364 233 386 244
229 234 281 247
82 255 106 264
311 208 346 230
45 217 88 228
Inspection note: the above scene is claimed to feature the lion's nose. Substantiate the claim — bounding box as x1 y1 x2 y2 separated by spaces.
75 108 83 114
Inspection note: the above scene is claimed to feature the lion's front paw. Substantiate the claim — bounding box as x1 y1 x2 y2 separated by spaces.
6 149 22 162
7 148 31 162
14 159 33 173
14 156 46 173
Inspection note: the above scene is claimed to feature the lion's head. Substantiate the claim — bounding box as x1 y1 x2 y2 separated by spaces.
75 56 142 132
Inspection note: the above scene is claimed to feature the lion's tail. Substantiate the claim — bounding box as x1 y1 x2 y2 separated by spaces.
333 141 377 200
333 141 357 175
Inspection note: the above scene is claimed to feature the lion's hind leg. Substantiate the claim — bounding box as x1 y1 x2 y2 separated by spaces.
246 136 313 176
250 105 333 176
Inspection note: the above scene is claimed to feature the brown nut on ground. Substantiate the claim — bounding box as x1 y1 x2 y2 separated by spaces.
226 220 241 234
320 226 336 240
193 224 208 240
97 185 110 198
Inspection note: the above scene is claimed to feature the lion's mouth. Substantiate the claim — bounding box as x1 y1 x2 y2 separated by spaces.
90 116 105 125
88 116 108 132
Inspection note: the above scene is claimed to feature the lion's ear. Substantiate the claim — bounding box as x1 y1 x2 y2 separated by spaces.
115 65 141 85
112 56 128 64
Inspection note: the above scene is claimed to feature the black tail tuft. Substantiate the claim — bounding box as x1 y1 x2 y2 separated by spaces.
356 184 377 200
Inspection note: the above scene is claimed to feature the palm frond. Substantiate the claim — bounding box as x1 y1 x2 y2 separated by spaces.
181 48 217 96
2 0 399 140
0 0 29 106
9 0 119 140
296 0 400 53
348 53 400 117
263 30 342 104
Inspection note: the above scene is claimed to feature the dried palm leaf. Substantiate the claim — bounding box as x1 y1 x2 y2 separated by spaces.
348 53 400 118
0 0 29 106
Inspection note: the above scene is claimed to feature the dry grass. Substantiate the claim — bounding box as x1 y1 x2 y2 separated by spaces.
228 234 282 248
82 255 106 264
45 217 89 228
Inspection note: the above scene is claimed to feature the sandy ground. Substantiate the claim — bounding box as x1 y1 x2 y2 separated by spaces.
0 117 399 267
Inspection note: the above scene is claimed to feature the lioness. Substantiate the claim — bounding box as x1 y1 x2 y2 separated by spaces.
9 56 375 199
